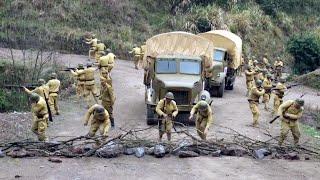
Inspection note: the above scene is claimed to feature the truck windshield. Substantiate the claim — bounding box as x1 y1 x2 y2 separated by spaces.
180 60 200 75
214 49 225 62
156 59 177 73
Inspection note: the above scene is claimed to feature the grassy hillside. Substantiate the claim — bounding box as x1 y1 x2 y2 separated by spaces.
0 0 319 62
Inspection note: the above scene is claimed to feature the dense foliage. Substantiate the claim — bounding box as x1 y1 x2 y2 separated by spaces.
287 33 320 74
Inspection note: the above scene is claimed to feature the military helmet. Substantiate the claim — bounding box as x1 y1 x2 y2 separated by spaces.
198 101 208 111
95 105 105 115
30 93 40 103
165 92 174 100
255 80 263 87
266 73 272 78
106 48 111 53
133 44 137 47
279 77 286 83
295 99 304 107
38 79 46 85
253 60 258 64
86 62 93 67
78 63 84 69
51 72 57 78
264 53 268 56
277 56 280 60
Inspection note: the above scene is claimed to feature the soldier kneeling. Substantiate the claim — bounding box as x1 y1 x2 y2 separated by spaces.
84 104 111 137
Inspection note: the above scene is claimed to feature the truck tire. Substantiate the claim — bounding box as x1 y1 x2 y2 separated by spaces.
146 105 157 125
217 81 225 97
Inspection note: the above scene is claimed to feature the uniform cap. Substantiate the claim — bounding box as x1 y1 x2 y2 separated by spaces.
38 79 46 84
30 93 40 103
198 101 208 111
295 99 304 107
95 105 105 115
51 73 57 78
256 80 263 87
165 92 174 100
78 63 84 69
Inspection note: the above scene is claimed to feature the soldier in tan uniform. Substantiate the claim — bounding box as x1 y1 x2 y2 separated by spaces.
47 73 60 115
100 76 116 128
129 44 142 69
262 74 273 111
29 93 49 141
70 64 86 98
80 62 99 107
272 77 287 115
84 104 111 137
248 80 265 127
94 43 106 63
278 99 304 146
84 33 98 60
23 79 49 99
99 49 115 81
245 65 256 96
262 53 269 68
156 92 178 141
274 57 284 81
189 100 213 140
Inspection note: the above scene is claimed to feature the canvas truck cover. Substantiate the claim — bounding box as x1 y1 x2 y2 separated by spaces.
142 31 214 75
199 30 242 69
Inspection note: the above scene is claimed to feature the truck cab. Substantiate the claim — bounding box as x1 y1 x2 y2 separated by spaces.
142 31 214 125
146 55 204 125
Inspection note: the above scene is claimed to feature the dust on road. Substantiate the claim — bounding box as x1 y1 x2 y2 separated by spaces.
1 52 320 180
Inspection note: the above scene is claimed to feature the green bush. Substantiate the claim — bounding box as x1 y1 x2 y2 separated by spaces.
287 33 320 74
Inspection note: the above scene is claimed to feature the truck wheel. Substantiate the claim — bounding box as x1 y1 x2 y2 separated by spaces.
146 105 157 125
217 81 225 97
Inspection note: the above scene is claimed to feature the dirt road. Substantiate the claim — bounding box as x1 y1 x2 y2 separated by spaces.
1 52 320 180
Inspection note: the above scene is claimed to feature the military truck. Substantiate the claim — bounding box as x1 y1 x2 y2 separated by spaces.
199 30 242 97
142 32 214 125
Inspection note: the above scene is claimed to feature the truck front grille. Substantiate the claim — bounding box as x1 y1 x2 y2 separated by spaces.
170 90 189 105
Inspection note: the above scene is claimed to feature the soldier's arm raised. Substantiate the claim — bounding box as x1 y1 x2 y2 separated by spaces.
23 87 33 95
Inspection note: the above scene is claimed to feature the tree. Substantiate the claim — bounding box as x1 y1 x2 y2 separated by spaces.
287 33 320 74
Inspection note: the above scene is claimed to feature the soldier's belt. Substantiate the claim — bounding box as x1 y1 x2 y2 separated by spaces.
248 99 259 103
49 91 59 94
36 114 47 119
85 79 95 81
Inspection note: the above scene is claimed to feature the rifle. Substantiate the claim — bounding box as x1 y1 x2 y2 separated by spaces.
3 84 40 89
43 90 53 122
269 93 306 124
59 67 78 71
271 83 301 91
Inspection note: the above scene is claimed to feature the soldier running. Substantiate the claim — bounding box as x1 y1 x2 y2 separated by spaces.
129 44 142 70
278 99 304 146
156 92 178 141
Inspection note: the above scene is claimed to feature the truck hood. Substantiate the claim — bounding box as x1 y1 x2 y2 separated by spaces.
155 74 201 89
